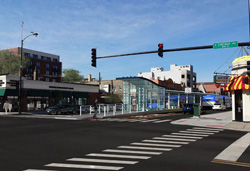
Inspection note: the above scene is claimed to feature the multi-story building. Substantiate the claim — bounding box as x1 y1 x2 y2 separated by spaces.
138 64 197 91
3 47 62 82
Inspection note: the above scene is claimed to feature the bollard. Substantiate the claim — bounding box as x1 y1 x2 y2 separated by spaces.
80 106 82 116
107 104 109 113
104 106 106 117
122 105 124 114
90 106 92 115
113 106 115 115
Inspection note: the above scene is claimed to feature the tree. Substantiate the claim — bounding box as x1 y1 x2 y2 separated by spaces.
0 50 30 75
62 69 83 83
104 94 122 104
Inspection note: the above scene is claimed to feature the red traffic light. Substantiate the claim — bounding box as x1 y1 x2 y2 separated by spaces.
158 43 163 48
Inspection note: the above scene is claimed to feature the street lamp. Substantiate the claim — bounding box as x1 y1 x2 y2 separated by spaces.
19 22 38 115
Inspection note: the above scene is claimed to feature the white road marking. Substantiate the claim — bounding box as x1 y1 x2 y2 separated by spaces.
215 133 250 162
103 149 162 155
192 127 223 131
172 133 209 137
186 129 220 133
24 170 57 171
142 139 189 145
86 153 150 159
140 119 160 122
67 158 138 164
46 163 123 170
153 119 171 123
117 145 172 151
131 142 181 148
162 135 203 139
153 137 196 142
179 131 215 135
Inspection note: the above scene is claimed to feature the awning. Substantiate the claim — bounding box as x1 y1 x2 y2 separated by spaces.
27 90 51 97
0 89 18 96
224 75 249 91
73 92 90 98
52 91 72 97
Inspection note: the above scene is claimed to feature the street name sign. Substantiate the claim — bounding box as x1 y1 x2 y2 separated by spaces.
213 41 238 49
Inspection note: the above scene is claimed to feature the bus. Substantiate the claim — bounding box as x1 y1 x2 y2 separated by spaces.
202 94 231 110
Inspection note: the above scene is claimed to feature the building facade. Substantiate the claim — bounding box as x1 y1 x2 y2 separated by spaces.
224 55 250 122
138 64 197 91
3 47 62 82
0 74 99 112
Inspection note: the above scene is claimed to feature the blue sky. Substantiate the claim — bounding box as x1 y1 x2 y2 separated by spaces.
0 0 249 82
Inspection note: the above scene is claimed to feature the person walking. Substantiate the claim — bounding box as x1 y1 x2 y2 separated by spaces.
8 101 12 114
93 99 98 119
3 100 9 115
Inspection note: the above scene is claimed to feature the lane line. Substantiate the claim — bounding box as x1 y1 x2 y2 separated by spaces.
179 131 215 135
103 149 162 155
140 119 160 123
214 133 250 162
24 170 57 171
142 139 189 145
153 119 171 123
67 158 138 164
131 142 181 148
45 163 123 170
86 153 150 159
162 135 203 139
117 145 172 151
172 133 209 137
212 159 250 168
153 137 196 142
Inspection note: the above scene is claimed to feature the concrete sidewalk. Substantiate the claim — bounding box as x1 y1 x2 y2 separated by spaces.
171 111 250 132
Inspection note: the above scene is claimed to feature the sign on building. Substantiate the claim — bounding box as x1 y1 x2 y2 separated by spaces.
185 87 192 94
213 75 230 84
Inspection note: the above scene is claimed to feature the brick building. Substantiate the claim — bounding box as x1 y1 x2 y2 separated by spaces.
2 47 62 82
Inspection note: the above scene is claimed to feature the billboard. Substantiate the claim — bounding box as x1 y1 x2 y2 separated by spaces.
213 75 229 84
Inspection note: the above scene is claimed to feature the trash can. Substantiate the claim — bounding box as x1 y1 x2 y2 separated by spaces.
193 103 200 117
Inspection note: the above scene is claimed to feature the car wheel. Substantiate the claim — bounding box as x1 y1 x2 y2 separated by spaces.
56 110 62 115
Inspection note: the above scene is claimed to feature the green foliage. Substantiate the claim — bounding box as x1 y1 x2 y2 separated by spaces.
62 68 83 83
0 51 30 75
104 94 122 104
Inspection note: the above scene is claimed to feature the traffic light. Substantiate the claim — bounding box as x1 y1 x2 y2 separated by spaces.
158 43 163 57
91 48 96 67
15 81 19 90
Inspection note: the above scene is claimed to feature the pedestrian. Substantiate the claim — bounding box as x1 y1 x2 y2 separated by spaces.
3 100 9 115
93 99 98 119
8 101 12 114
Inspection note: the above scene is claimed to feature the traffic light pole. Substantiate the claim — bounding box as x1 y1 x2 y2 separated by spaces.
96 42 250 59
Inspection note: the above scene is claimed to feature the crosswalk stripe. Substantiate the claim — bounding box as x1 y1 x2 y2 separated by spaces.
24 170 57 171
192 127 223 131
67 158 138 164
117 145 172 151
172 133 209 137
45 163 123 170
103 149 162 155
186 129 220 133
140 119 160 122
179 131 215 135
153 119 171 123
86 153 150 159
162 135 203 139
153 137 196 142
142 139 189 145
131 142 181 148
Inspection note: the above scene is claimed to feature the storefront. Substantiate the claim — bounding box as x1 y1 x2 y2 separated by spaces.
224 75 250 122
0 74 99 112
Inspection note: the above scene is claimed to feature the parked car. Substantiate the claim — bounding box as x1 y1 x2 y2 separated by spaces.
212 103 227 111
46 104 77 115
183 104 194 114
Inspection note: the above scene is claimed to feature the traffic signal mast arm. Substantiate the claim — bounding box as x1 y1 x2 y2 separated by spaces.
95 41 250 59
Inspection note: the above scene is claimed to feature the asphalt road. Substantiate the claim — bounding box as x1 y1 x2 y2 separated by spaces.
0 114 249 171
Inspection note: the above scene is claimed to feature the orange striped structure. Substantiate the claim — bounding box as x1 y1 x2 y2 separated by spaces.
224 75 249 91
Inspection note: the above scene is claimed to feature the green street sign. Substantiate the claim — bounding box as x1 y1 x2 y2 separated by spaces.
213 41 238 49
